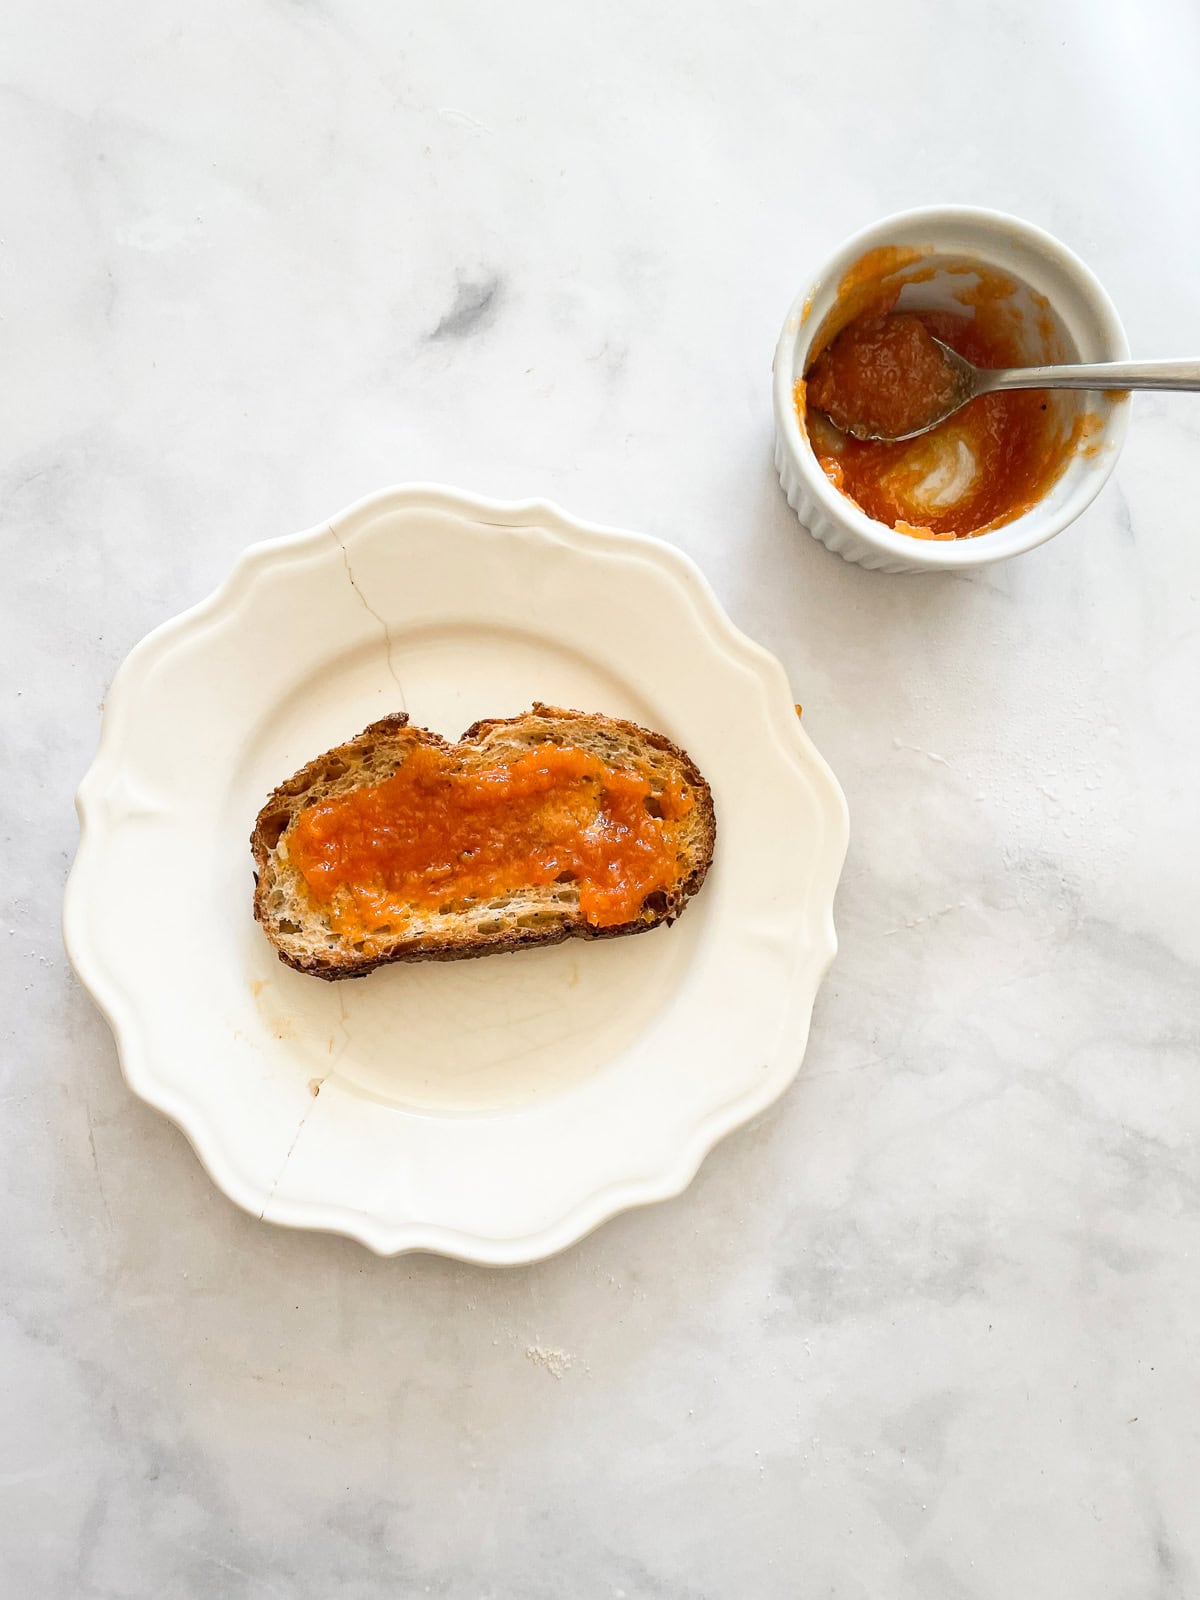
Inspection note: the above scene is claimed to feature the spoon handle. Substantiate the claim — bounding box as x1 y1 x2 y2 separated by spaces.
979 358 1200 394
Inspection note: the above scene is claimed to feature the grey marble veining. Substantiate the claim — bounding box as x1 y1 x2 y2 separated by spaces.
3 1 1199 1595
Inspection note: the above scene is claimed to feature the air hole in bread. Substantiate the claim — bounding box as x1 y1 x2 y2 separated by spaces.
555 870 576 883
642 891 669 917
259 809 291 850
278 918 300 934
475 919 503 935
644 796 664 819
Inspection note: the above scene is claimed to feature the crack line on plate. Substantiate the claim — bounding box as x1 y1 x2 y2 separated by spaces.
258 995 354 1219
327 523 407 711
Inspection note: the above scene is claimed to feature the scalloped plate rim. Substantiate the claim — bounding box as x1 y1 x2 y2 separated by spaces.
63 483 849 1264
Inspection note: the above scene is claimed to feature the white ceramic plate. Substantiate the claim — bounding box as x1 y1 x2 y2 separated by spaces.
64 486 848 1262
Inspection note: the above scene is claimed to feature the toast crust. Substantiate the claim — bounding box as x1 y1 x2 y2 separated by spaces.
252 705 715 980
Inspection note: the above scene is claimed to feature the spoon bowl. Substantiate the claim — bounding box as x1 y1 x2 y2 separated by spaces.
829 332 977 442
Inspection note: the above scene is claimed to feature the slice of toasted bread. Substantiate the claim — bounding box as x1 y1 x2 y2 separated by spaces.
252 704 715 979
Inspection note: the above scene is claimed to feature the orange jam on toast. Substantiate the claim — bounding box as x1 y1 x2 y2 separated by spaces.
287 741 694 935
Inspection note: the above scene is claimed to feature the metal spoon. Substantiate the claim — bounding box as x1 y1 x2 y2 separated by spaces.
835 333 1200 443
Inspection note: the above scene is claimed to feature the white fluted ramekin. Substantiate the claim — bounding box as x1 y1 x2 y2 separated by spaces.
773 206 1130 573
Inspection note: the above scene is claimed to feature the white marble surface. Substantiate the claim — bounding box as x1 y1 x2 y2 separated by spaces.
4 1 1200 1594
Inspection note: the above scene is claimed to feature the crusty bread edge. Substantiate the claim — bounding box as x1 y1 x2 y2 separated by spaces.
251 705 716 981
